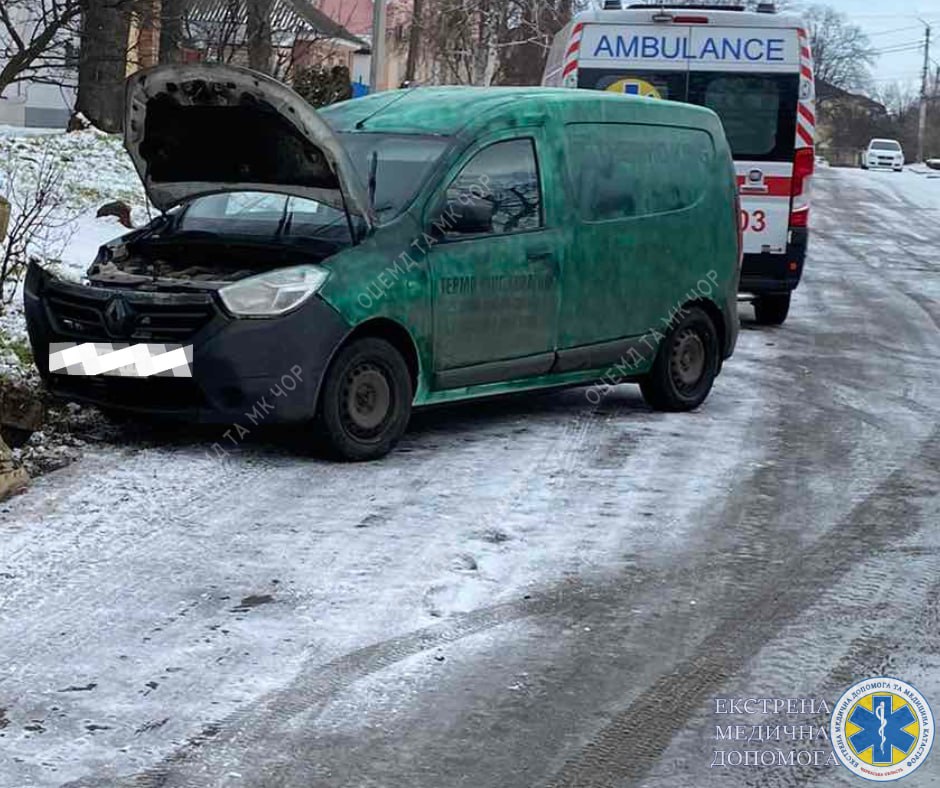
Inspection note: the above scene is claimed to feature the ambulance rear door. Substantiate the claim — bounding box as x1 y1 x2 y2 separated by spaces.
686 25 801 256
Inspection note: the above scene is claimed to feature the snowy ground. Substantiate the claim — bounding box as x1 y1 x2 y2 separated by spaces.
0 126 147 378
0 160 938 787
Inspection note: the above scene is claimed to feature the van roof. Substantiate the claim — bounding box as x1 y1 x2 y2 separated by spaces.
322 86 719 136
569 7 804 29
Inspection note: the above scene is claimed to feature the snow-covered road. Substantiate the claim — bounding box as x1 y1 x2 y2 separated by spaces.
1 165 939 787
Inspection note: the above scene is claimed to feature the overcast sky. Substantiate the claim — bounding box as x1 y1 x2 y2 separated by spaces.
815 0 940 91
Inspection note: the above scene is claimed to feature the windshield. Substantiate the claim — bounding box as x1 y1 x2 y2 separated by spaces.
871 140 901 151
179 191 352 244
339 133 451 221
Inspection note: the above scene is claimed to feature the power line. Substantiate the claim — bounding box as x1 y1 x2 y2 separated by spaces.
867 24 928 38
872 43 924 55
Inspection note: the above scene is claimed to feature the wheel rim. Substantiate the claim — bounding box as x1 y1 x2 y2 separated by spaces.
669 329 706 394
341 363 392 438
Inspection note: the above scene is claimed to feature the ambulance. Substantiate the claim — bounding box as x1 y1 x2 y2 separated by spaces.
543 2 815 326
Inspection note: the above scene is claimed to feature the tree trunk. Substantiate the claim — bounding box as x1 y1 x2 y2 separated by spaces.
246 0 274 74
159 0 185 63
76 0 133 132
404 0 423 82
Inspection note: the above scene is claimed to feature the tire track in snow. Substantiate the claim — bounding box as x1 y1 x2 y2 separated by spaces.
77 579 591 788
543 430 939 788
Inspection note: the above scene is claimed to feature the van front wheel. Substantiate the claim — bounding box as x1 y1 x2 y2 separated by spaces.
317 337 413 461
753 293 791 326
639 307 719 412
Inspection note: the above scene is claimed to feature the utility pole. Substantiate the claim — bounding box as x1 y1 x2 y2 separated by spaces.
369 0 387 93
917 23 930 163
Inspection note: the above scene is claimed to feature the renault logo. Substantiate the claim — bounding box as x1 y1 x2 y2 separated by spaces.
103 297 135 337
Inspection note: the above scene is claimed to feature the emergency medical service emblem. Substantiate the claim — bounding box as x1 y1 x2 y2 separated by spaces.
603 77 663 100
830 678 933 782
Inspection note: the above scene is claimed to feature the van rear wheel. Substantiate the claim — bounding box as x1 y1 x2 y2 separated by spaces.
317 337 413 461
639 306 719 412
753 293 791 326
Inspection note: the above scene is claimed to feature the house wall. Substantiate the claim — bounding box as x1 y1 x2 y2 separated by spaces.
127 0 162 74
0 4 75 128
316 0 430 92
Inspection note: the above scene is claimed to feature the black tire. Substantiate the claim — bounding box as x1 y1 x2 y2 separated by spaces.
317 337 413 461
753 293 791 326
639 306 719 412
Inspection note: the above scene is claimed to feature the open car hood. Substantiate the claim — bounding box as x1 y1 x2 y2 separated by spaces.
124 64 374 228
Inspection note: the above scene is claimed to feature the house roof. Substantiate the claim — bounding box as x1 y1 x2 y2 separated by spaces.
186 0 365 47
816 80 886 114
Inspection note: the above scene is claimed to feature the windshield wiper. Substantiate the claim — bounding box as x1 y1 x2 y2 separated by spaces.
275 197 292 237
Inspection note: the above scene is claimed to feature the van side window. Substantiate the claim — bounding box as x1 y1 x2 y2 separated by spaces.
564 123 713 222
444 139 542 236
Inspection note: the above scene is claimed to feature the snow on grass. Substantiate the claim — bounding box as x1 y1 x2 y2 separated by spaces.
0 128 147 376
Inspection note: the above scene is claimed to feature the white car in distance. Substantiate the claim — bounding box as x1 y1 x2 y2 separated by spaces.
861 139 904 172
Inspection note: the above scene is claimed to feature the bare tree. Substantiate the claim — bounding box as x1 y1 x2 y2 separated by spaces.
246 0 273 73
494 0 575 85
185 0 242 65
804 4 876 95
419 0 578 86
0 0 83 96
75 0 136 132
159 0 187 63
404 0 423 82
0 151 72 305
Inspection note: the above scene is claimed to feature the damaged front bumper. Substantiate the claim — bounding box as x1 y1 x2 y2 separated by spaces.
23 262 350 423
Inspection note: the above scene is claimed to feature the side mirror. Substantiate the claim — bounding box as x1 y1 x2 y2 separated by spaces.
437 196 494 237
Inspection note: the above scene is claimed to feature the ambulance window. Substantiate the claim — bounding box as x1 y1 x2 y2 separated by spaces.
688 73 798 161
544 29 570 85
577 69 688 102
565 123 714 222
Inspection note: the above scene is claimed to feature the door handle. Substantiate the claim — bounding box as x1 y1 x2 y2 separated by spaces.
739 184 768 195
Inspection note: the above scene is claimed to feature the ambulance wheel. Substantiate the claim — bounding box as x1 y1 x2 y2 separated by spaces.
753 293 791 326
317 337 412 461
640 306 719 412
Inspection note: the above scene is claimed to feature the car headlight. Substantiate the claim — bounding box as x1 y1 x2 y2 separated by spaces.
218 265 330 317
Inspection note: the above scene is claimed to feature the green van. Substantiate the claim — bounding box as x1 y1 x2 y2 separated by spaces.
24 64 740 460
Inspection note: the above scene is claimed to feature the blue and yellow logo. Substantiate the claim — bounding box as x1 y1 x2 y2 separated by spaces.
831 678 933 782
604 78 663 100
